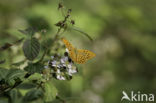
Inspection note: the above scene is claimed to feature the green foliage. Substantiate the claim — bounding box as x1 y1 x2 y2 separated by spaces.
23 89 43 101
0 68 25 86
5 69 26 86
24 62 44 74
0 2 78 102
12 60 25 67
27 73 43 81
18 28 36 37
1 0 156 103
9 89 22 103
43 81 58 102
23 37 40 61
0 68 9 81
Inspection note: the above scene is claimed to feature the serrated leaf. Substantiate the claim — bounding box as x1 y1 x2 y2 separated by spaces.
0 68 9 81
8 80 15 86
16 83 36 89
28 73 42 81
9 89 22 103
24 63 44 74
5 69 26 86
23 89 43 101
23 37 40 61
12 60 25 66
44 81 58 102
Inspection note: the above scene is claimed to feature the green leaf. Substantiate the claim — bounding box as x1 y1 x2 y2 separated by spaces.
16 83 36 90
23 89 43 101
23 37 40 61
0 68 9 81
18 28 36 36
27 73 45 84
12 60 25 66
9 89 22 103
28 73 42 81
44 81 58 102
24 62 44 74
5 69 26 86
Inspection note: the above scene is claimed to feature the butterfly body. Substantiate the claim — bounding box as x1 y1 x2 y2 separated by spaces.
62 38 96 64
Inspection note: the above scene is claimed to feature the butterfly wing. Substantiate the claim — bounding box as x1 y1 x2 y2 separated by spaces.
76 49 96 64
62 38 77 62
62 38 96 64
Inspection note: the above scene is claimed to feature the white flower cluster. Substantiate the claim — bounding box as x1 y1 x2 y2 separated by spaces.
45 52 78 80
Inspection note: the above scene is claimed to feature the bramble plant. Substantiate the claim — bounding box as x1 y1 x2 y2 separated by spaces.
0 2 94 103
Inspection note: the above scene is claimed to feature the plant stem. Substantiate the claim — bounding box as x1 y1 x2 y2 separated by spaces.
39 9 71 62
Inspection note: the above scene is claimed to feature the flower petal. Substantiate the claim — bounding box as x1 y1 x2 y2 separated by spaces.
44 66 49 69
57 75 66 80
60 58 65 64
66 48 69 52
51 56 54 59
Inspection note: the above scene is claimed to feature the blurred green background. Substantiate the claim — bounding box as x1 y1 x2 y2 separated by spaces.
0 0 156 103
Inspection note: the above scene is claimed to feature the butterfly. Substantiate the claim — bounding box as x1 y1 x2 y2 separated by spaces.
61 38 96 64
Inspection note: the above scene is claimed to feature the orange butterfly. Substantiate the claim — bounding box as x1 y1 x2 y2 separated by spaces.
62 38 96 64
